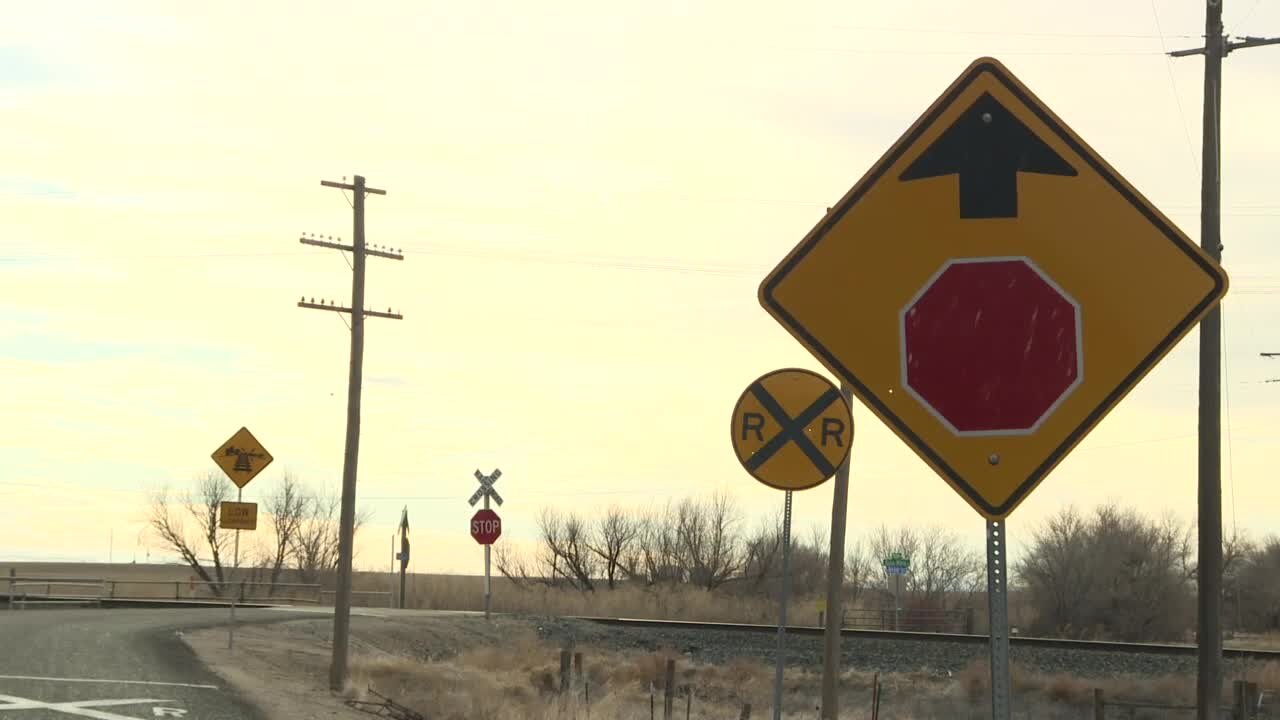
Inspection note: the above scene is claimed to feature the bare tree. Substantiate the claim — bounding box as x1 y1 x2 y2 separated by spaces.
1236 536 1280 631
633 503 682 585
537 508 597 591
741 512 783 591
494 542 535 588
1016 505 1093 636
1018 503 1193 641
588 506 639 590
675 493 743 590
843 538 873 608
148 472 234 595
866 524 981 609
263 472 309 594
908 526 984 607
290 489 368 585
788 526 830 597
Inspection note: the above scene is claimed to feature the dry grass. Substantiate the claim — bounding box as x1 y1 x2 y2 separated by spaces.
363 571 827 625
186 613 1280 720
344 641 785 719
1228 631 1280 650
951 657 1280 714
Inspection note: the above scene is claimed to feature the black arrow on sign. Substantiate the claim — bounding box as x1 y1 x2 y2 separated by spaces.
899 92 1077 219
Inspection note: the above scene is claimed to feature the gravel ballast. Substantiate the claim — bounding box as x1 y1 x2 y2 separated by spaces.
530 617 1260 679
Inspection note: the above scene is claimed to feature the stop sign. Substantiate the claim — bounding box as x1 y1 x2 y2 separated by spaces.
901 257 1082 435
470 509 501 545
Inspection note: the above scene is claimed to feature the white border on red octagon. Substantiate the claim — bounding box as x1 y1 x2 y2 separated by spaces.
897 255 1085 438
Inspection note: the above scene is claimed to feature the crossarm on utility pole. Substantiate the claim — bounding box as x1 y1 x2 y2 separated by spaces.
297 301 403 320
300 236 404 260
320 179 387 195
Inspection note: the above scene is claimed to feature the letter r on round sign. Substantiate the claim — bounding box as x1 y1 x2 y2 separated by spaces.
730 368 854 492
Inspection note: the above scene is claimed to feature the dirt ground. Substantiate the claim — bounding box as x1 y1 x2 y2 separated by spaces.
190 613 1253 720
183 614 885 719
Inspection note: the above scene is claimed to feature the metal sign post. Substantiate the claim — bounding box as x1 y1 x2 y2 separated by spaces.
986 521 1010 720
772 490 794 720
882 552 910 631
469 469 503 620
729 369 852 720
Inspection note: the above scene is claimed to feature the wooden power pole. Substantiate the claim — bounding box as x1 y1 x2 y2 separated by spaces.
1170 7 1279 718
298 175 403 691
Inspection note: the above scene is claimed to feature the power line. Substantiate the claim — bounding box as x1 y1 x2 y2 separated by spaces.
818 23 1202 40
1223 302 1237 536
1151 0 1201 173
782 48 1171 57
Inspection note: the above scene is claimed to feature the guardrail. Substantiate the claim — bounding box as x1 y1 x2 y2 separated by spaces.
8 579 106 610
4 571 325 608
839 607 973 634
103 578 323 604
319 590 393 607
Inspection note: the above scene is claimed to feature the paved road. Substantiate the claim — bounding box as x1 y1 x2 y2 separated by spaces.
0 606 317 720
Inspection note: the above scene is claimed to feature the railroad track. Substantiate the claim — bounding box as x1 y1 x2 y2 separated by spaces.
575 616 1280 662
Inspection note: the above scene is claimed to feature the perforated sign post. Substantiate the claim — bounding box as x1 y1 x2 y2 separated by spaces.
758 58 1228 719
883 552 911 631
730 368 853 720
469 469 503 621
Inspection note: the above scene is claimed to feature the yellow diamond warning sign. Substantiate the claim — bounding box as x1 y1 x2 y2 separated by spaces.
758 57 1227 518
211 427 273 489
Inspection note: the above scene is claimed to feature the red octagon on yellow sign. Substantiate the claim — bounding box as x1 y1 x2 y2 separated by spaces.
902 257 1083 437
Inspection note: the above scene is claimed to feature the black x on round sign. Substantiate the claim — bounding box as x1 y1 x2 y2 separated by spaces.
730 368 854 491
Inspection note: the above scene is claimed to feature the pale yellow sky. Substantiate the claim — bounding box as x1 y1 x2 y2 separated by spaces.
2 1 1278 575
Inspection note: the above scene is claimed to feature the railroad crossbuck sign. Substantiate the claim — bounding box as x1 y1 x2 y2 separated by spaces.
759 57 1228 518
211 427 273 489
730 368 853 491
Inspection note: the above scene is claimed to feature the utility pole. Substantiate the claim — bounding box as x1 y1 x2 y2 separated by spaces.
1170 10 1280 719
820 383 853 720
298 175 404 692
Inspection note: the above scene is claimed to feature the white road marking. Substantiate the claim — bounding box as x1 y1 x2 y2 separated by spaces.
0 693 170 719
152 709 186 717
0 675 217 690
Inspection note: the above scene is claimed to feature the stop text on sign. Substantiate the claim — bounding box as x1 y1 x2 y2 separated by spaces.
470 508 502 545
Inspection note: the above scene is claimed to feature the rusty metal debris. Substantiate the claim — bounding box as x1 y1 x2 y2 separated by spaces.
345 687 425 720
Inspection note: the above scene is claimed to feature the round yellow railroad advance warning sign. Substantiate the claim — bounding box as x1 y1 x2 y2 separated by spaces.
730 368 854 491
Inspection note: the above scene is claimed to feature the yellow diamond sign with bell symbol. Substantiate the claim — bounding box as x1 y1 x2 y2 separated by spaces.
759 57 1227 519
212 427 274 489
